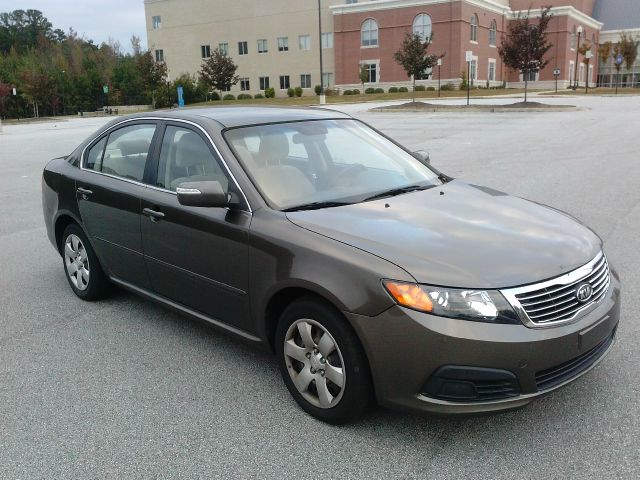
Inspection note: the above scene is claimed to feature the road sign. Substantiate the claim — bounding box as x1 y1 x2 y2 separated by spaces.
616 54 623 65
12 87 16 95
465 50 473 62
177 86 185 107
103 85 109 94
437 58 442 66
553 68 561 77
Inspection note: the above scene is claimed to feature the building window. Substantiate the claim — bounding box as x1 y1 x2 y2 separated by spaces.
238 41 248 55
201 45 211 58
218 43 228 55
322 32 334 49
361 19 378 47
413 14 432 41
322 72 334 88
300 74 311 88
299 35 311 51
525 69 537 81
279 75 290 89
155 49 164 62
470 14 478 42
259 76 270 90
488 59 496 81
579 63 585 83
569 61 575 83
278 37 289 52
571 26 577 50
240 78 250 91
470 59 477 82
258 39 268 54
152 15 161 29
489 20 497 46
363 62 378 83
346 0 358 3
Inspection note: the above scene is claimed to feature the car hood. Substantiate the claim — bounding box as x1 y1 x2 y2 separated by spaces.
286 180 602 289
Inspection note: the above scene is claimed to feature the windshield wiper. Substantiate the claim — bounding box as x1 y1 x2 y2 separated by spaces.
282 201 353 212
362 184 434 202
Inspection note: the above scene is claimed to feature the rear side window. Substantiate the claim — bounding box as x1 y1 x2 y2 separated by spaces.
85 124 156 182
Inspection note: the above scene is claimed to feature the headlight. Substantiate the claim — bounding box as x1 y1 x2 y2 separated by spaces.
383 280 520 324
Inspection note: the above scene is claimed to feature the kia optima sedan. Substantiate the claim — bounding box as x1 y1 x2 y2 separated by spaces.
42 107 620 424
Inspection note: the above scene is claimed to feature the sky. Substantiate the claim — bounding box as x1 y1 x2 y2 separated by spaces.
0 0 147 52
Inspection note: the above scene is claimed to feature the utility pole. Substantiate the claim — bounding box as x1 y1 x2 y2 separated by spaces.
317 0 325 104
437 58 442 97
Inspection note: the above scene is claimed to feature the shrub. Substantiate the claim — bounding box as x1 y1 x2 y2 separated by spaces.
210 91 221 101
287 87 295 97
427 86 436 91
343 89 353 95
324 88 336 96
460 70 468 91
254 93 264 99
314 84 322 95
374 88 385 93
223 94 236 100
398 86 409 93
264 87 275 98
294 86 303 97
414 85 426 91
365 87 376 94
440 83 455 91
352 89 360 95
237 93 253 100
388 87 399 93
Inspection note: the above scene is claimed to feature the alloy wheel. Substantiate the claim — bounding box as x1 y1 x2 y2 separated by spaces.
64 234 90 291
283 318 346 409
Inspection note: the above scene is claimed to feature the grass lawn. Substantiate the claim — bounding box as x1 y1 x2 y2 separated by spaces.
541 87 640 96
187 88 534 108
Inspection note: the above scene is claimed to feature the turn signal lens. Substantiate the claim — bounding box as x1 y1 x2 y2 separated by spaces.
383 281 433 313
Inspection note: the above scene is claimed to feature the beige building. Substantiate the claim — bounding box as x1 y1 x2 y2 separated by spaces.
144 0 335 95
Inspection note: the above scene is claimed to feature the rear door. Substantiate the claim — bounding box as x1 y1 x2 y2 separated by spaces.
139 122 252 331
76 121 159 289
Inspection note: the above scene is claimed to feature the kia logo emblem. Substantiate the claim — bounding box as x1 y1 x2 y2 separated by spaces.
576 283 593 303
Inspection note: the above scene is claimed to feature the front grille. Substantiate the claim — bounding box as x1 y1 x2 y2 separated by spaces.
535 329 615 391
514 254 610 325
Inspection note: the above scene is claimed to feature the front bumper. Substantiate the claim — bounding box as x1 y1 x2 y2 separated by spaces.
346 269 621 415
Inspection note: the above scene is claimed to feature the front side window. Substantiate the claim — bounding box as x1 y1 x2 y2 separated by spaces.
470 14 478 42
152 15 161 29
238 41 248 55
279 75 290 89
225 119 440 210
156 126 229 192
258 39 268 53
413 14 432 41
299 35 311 51
300 74 311 89
361 19 378 47
87 124 156 182
489 20 497 46
278 37 289 52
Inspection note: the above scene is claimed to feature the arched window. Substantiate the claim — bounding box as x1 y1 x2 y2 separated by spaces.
361 19 379 47
413 13 432 41
470 14 478 42
489 19 497 46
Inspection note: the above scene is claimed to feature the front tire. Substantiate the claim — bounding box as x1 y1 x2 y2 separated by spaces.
61 224 110 301
276 297 372 424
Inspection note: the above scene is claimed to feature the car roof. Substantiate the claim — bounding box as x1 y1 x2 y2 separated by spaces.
121 106 352 129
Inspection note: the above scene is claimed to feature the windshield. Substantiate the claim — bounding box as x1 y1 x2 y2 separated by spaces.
224 119 441 210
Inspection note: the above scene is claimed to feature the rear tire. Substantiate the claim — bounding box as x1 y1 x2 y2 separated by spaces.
61 224 111 301
276 297 373 424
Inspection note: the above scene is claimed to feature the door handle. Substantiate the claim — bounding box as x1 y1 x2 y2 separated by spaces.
142 207 165 222
77 187 93 199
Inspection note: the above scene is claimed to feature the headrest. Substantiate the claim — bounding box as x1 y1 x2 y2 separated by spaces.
118 139 150 156
175 132 210 167
258 131 289 166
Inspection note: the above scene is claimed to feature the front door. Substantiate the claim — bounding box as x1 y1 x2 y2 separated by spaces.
76 122 159 289
140 123 252 332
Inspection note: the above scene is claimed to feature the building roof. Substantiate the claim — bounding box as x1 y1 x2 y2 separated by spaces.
593 0 640 31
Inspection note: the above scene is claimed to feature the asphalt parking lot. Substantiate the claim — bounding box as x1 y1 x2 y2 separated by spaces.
1 94 639 479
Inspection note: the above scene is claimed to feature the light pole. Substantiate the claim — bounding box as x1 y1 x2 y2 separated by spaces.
437 57 442 97
465 50 472 106
585 50 593 94
317 0 325 104
573 25 583 90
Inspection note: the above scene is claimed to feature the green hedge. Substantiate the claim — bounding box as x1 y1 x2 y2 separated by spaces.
294 86 303 97
223 94 236 100
264 87 275 98
414 85 426 91
398 86 409 93
237 93 252 100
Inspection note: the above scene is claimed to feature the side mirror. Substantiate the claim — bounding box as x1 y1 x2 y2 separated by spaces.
176 181 229 207
412 150 431 165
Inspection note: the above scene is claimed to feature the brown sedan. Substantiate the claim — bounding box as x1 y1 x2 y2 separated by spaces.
42 107 620 423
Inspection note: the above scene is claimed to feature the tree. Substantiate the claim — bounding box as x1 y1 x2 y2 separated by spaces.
199 48 239 93
598 41 612 69
393 33 439 102
498 7 553 102
137 50 167 107
359 64 368 92
0 82 11 117
619 33 639 76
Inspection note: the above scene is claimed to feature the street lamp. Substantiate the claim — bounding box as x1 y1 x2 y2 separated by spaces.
317 0 325 104
437 57 442 97
585 50 593 94
573 25 583 90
